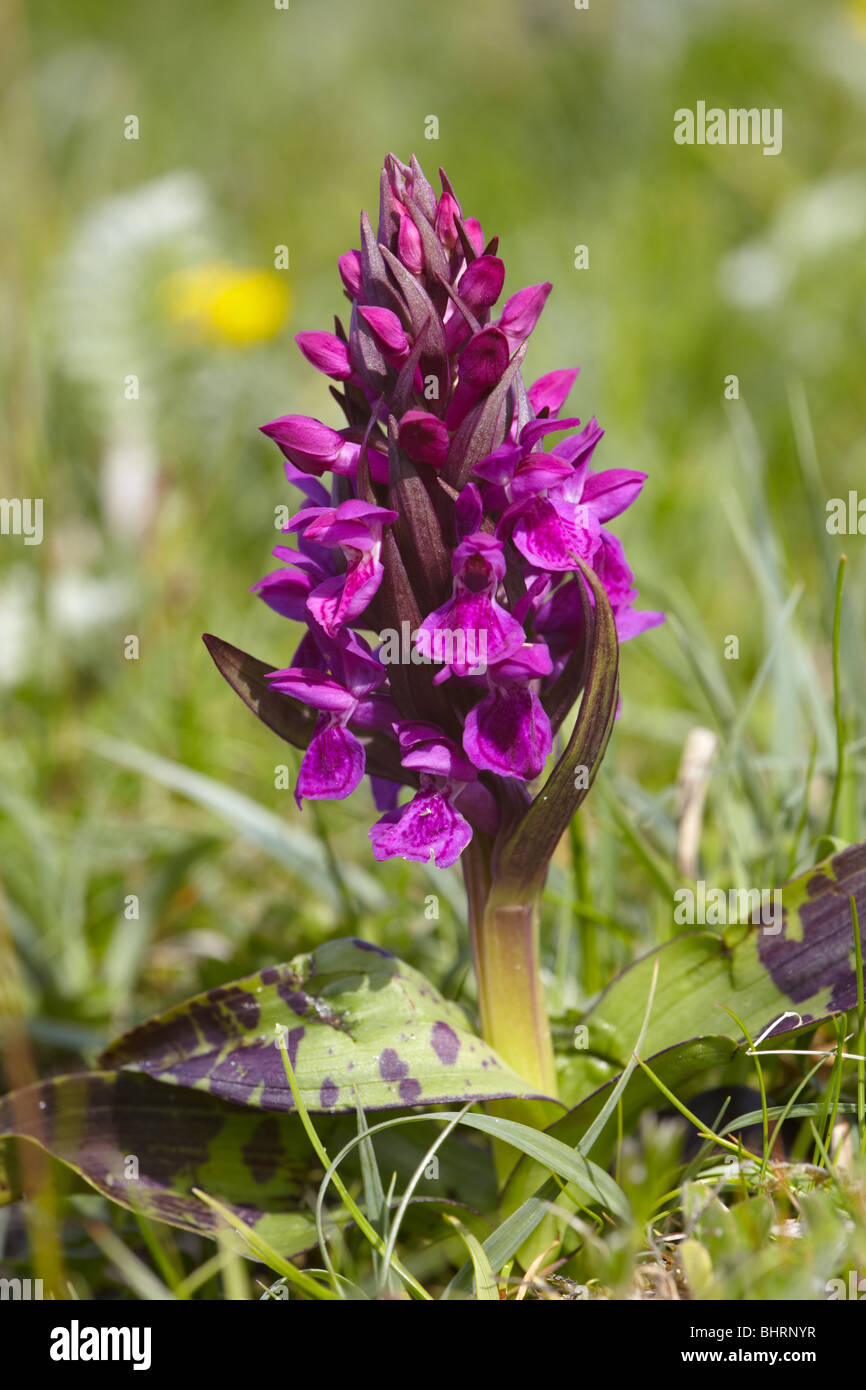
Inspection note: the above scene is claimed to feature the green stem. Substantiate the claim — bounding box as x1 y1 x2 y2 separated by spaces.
463 840 559 1134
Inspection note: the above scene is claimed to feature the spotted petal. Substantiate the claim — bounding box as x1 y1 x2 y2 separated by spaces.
464 683 552 781
370 788 473 868
297 721 365 803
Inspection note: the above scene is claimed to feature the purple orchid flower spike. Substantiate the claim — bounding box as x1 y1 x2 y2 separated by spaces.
205 154 664 1105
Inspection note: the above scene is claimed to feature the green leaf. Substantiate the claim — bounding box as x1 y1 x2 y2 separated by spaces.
551 1036 737 1171
443 1214 500 1300
444 1196 551 1297
479 1036 739 1290
313 1106 628 1297
444 1112 630 1222
0 1070 497 1256
0 1139 22 1207
0 1070 325 1256
564 841 866 1105
99 936 545 1113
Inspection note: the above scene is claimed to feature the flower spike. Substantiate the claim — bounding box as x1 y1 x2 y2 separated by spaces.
208 155 662 872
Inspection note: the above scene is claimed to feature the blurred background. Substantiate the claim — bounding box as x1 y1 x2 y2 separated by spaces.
1 0 865 1073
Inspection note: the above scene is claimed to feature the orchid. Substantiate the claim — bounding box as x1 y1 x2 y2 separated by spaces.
206 154 663 1101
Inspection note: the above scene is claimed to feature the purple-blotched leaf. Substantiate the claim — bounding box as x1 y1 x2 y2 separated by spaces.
98 937 552 1114
1 942 536 1250
0 1069 496 1254
0 1070 324 1255
561 841 866 1107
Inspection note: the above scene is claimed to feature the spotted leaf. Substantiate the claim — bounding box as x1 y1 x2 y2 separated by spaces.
98 937 549 1113
0 1070 495 1255
563 841 866 1105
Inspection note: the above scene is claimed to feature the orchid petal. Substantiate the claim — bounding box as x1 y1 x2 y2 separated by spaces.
369 787 473 868
297 721 365 802
464 683 552 781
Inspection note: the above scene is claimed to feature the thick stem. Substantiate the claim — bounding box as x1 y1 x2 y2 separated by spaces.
463 840 560 1134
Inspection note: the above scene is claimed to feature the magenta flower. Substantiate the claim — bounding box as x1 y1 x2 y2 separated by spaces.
267 629 396 806
286 499 398 637
416 533 526 680
463 644 554 781
207 153 663 873
369 723 478 868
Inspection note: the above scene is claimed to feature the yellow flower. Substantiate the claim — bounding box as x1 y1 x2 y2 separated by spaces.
163 261 290 346
850 0 866 38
